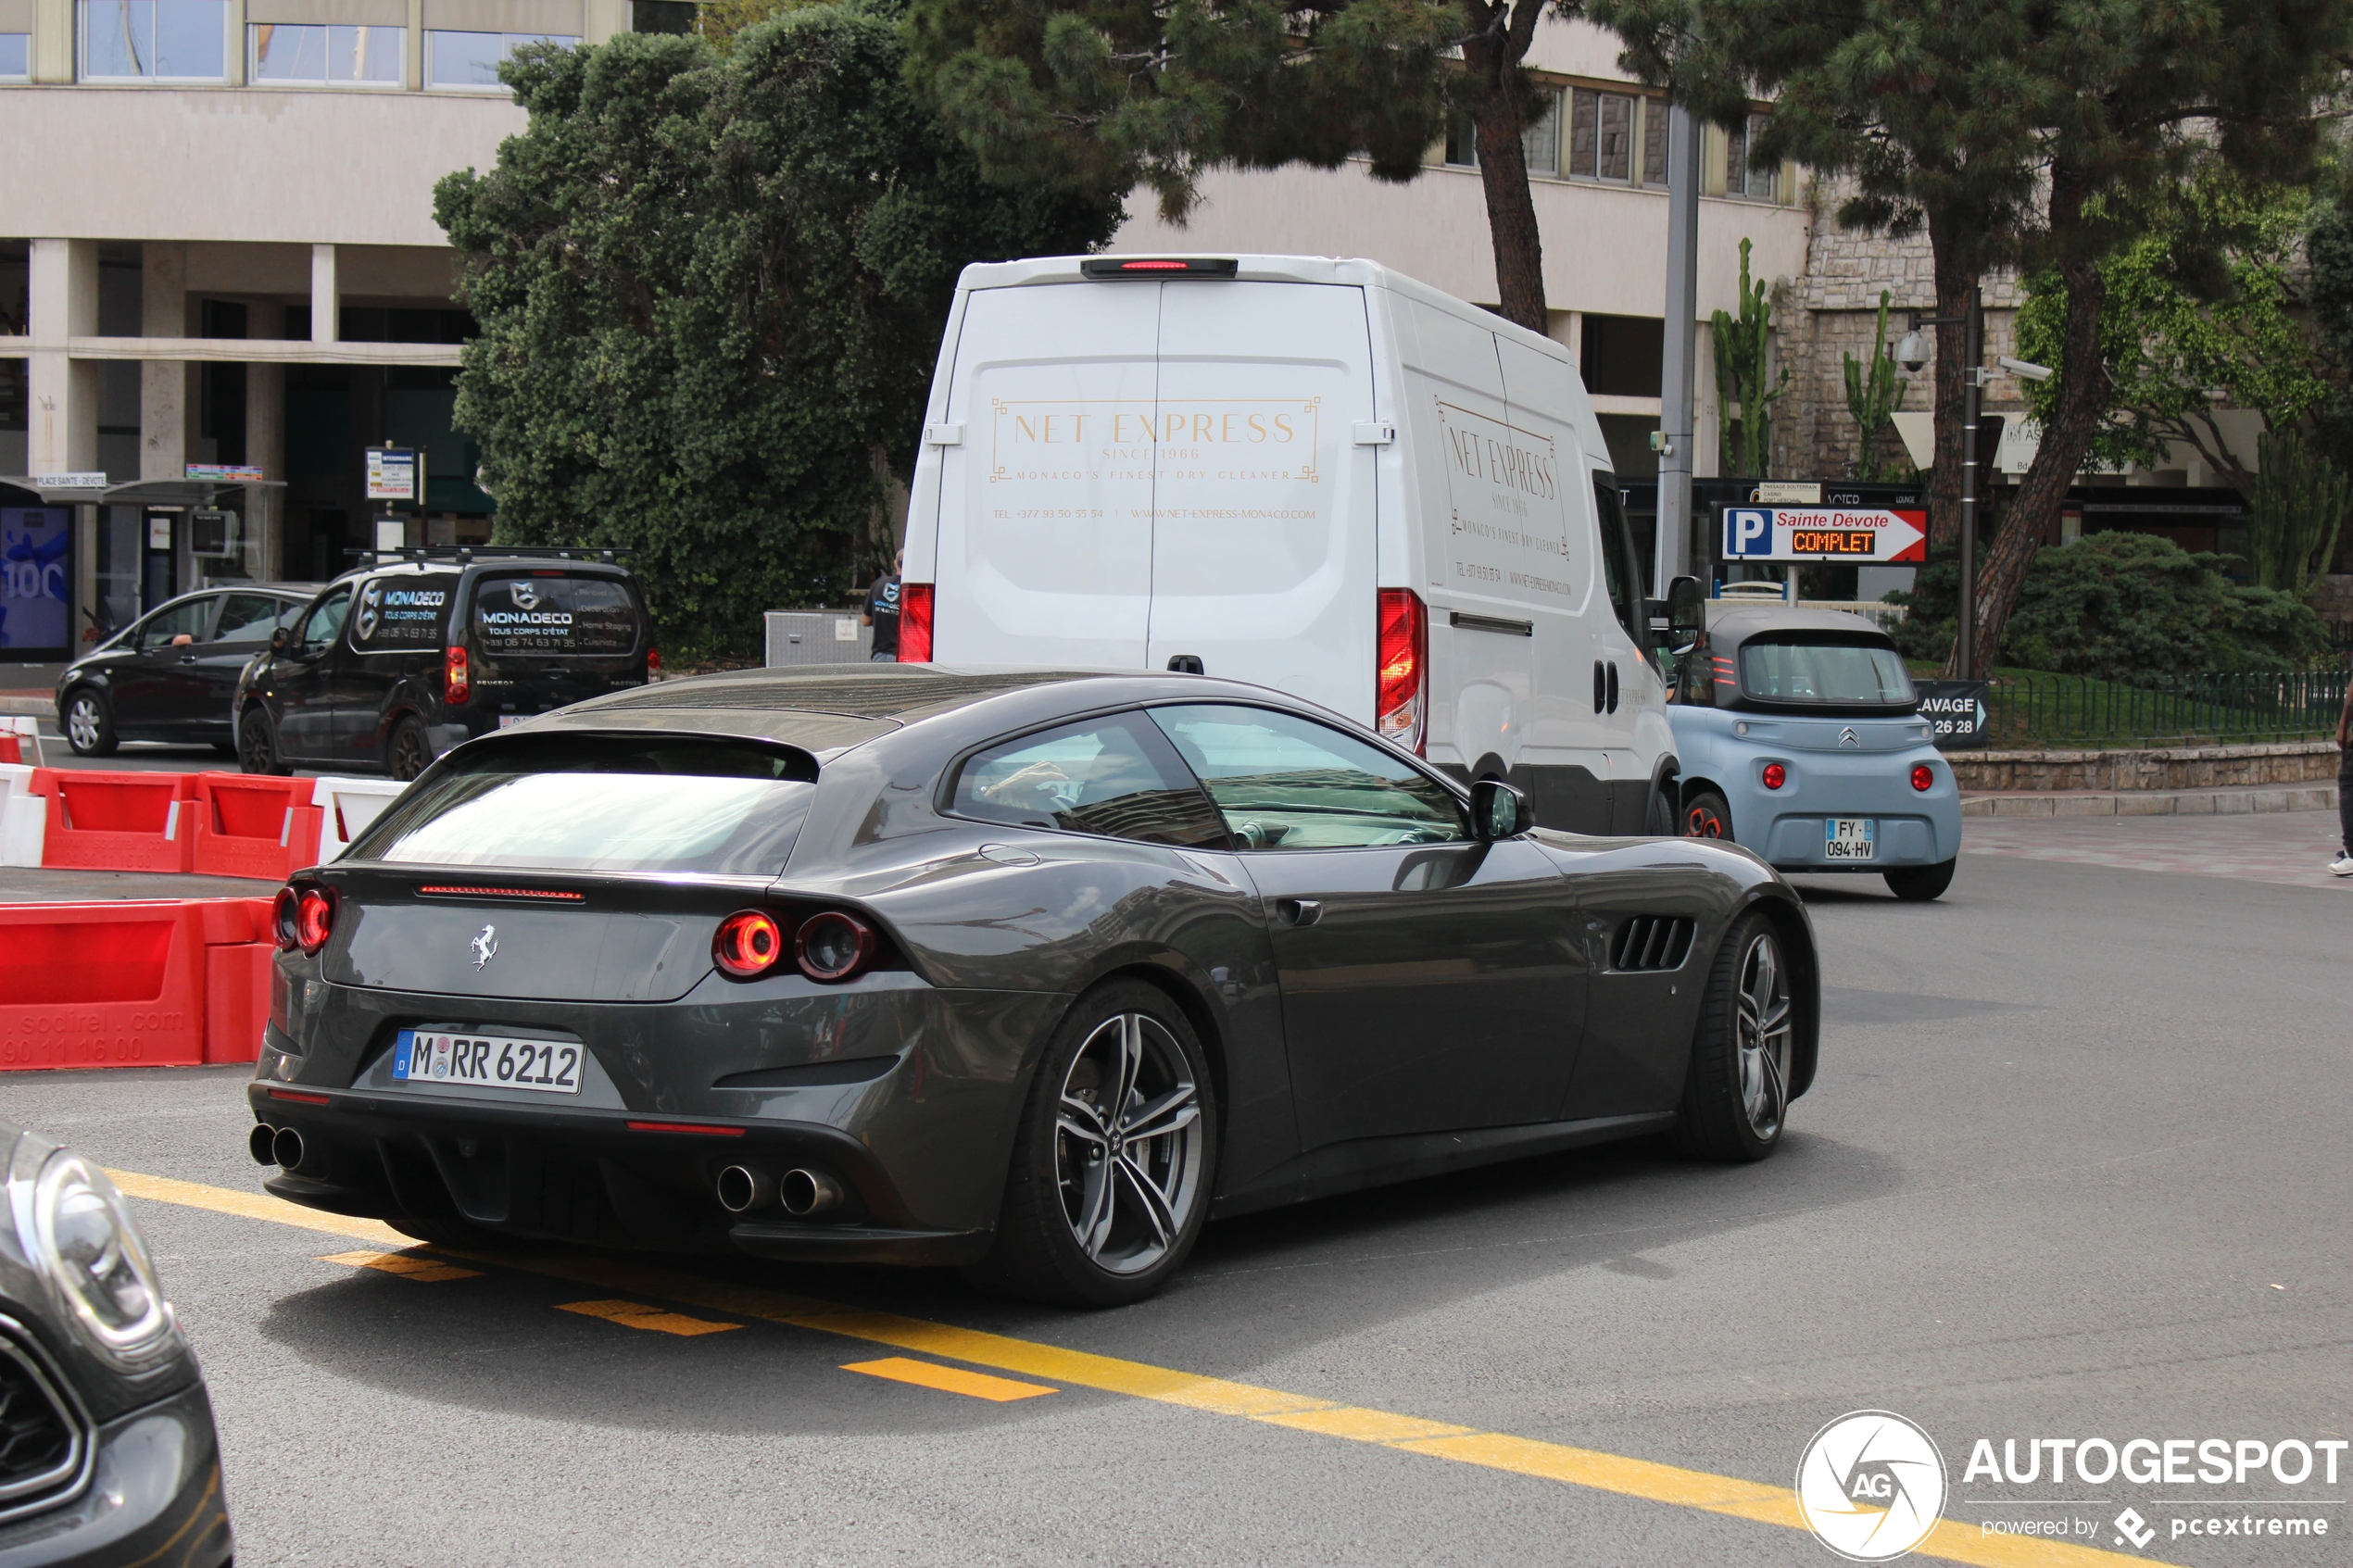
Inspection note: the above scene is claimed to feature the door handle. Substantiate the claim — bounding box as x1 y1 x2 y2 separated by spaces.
1277 897 1323 927
178 654 199 665
1593 660 1606 712
1607 660 1620 713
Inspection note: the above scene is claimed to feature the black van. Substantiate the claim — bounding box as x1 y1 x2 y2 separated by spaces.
233 549 655 779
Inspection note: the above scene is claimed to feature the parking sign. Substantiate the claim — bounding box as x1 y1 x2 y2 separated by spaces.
1720 507 1927 563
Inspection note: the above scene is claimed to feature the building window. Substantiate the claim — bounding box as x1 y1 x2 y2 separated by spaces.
0 33 28 78
81 0 229 81
427 29 573 89
250 23 403 84
1642 96 1666 184
1567 89 1637 182
1725 112 1780 201
1523 89 1560 175
1444 112 1477 169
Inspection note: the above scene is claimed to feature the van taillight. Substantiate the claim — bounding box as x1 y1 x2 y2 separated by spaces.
1376 588 1428 755
444 646 470 705
646 646 661 679
900 583 934 663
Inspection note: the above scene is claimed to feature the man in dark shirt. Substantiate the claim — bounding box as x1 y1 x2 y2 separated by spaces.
862 551 902 662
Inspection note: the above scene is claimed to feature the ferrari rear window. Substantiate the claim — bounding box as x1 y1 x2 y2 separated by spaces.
352 737 816 875
1739 641 1914 707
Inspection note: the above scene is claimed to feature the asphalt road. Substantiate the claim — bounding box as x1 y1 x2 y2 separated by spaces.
7 810 2349 1567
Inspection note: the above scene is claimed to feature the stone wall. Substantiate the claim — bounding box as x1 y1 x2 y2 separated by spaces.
1769 177 2034 483
1947 740 2344 793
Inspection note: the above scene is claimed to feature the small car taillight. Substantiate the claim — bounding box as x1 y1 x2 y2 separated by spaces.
295 887 334 953
1911 763 1935 792
445 646 470 706
900 583 933 663
1761 763 1787 791
713 909 787 979
271 886 301 951
796 910 875 984
1376 588 1428 756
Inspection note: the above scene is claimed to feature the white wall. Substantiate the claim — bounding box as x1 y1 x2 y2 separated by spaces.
0 86 522 247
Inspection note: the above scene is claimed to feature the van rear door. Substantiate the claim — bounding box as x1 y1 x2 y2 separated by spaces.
931 282 1162 667
1144 282 1377 716
467 571 648 718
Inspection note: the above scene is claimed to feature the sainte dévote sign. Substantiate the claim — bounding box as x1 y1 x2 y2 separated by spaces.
1720 507 1928 564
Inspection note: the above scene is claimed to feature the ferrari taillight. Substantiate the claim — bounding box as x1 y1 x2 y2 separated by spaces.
713 909 787 979
444 645 470 705
295 887 334 953
1376 588 1427 755
271 886 301 951
899 583 933 663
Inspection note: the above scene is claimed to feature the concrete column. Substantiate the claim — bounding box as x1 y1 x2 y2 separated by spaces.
310 245 338 345
31 0 72 83
140 242 193 483
406 0 423 89
27 238 100 476
245 302 286 581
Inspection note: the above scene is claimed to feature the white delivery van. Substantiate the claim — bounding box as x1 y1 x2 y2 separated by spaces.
900 254 1683 835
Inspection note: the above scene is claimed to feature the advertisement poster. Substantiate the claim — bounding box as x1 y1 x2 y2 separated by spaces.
0 507 70 653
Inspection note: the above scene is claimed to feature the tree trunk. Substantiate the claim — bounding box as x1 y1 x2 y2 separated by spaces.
1460 1 1548 334
1926 217 1975 547
1957 164 2108 676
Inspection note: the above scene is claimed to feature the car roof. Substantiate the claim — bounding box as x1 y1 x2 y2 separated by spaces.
1704 603 1896 648
510 666 1354 760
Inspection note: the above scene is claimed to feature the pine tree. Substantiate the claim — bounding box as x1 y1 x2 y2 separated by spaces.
903 0 1568 332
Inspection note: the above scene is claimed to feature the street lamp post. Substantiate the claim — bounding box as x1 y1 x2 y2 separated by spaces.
1894 288 1985 679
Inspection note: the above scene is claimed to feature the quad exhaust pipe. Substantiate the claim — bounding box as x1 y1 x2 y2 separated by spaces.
716 1164 842 1218
249 1123 307 1172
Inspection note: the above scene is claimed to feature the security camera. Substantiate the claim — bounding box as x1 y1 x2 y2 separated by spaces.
1892 331 1930 373
1998 355 2053 383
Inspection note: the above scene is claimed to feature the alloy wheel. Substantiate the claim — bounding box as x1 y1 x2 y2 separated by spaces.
1053 1012 1205 1276
1735 931 1793 1140
238 713 277 774
67 695 104 751
389 721 431 782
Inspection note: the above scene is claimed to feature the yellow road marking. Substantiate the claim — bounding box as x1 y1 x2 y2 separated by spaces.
322 1249 483 1283
107 1169 409 1247
119 1171 2178 1568
556 1298 741 1337
844 1356 1057 1403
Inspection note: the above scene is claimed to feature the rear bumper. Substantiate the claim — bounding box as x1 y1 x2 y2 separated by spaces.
0 1380 232 1568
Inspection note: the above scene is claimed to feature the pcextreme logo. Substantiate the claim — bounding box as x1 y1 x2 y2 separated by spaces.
1795 1411 1948 1562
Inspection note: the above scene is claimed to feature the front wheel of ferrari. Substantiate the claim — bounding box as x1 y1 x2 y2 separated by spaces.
1671 909 1794 1162
965 980 1217 1308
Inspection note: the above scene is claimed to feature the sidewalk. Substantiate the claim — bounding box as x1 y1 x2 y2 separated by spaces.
1961 782 2338 817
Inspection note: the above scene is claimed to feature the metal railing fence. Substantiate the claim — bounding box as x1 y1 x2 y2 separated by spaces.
1984 668 2350 748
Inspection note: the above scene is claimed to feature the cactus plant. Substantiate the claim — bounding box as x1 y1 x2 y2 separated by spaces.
1710 238 1789 479
1843 290 1909 482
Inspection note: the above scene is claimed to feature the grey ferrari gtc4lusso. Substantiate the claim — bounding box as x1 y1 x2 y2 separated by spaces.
247 666 1818 1306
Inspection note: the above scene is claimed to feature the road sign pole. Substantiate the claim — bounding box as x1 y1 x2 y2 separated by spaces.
1957 287 1982 680
1655 104 1702 592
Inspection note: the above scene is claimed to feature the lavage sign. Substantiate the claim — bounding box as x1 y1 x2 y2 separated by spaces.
1795 1411 2345 1559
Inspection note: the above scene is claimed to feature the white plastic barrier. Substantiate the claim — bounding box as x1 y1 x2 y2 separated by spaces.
0 762 45 868
310 774 409 861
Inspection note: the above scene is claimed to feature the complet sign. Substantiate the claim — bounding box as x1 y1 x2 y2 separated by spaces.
365 447 418 502
1722 507 1927 564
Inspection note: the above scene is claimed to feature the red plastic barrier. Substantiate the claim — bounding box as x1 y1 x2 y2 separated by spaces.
0 735 20 765
0 897 275 1071
192 772 322 882
32 770 197 873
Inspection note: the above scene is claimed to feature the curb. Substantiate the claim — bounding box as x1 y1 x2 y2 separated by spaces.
1961 784 2340 817
0 696 52 719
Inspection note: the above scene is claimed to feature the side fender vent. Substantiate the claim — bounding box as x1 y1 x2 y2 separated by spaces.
1610 915 1695 972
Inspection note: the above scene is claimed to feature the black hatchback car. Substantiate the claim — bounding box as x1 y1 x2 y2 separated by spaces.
56 587 315 756
1 1123 233 1566
234 550 655 781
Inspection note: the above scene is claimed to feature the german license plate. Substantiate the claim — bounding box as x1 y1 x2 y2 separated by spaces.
393 1029 582 1095
1825 818 1878 860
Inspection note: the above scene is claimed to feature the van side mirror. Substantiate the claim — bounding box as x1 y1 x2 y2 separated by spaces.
1469 778 1531 840
1664 576 1706 656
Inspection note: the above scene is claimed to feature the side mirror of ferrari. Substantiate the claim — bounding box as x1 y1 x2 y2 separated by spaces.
1666 575 1706 657
1470 777 1531 840
270 626 288 653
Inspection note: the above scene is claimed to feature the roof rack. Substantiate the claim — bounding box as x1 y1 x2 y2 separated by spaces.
345 545 635 566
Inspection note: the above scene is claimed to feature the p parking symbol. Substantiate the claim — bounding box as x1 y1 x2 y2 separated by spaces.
1727 508 1772 557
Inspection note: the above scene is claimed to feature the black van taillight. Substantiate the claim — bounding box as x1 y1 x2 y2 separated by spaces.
646 646 661 679
1080 257 1239 280
445 646 470 705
